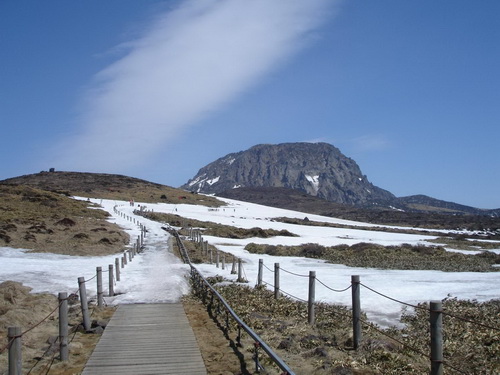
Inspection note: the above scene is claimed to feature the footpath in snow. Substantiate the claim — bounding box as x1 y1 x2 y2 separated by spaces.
1 197 499 327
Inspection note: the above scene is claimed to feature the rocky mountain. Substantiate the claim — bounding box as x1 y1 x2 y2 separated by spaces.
181 143 395 206
182 142 500 217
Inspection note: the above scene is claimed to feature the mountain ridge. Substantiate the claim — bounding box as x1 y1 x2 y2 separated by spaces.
182 142 499 217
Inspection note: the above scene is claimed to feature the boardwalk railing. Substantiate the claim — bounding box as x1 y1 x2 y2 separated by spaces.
2 206 147 374
168 228 296 375
168 225 500 375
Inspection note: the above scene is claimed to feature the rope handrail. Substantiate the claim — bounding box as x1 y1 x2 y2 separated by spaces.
316 277 352 293
261 280 308 303
360 282 429 311
441 310 500 332
358 316 429 359
279 267 309 278
167 228 295 375
361 282 500 332
262 263 275 273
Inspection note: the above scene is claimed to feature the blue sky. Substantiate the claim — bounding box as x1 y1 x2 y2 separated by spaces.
1 1 499 209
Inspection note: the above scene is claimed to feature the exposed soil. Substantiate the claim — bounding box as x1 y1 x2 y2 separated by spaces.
183 296 257 374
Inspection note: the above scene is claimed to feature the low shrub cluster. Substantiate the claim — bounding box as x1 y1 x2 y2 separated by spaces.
244 242 500 272
209 282 500 374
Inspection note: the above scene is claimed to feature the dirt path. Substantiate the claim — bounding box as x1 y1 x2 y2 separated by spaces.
183 296 257 375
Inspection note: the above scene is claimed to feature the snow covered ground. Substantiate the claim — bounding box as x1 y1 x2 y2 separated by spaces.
1 196 499 327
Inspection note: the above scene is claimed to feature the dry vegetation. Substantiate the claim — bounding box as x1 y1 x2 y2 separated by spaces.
0 281 115 375
244 242 500 272
2 172 499 374
1 171 223 207
199 278 500 374
137 210 298 239
0 185 128 255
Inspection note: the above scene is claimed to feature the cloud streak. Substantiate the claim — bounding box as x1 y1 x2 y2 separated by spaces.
53 0 336 173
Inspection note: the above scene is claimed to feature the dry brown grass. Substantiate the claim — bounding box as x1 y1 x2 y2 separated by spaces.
0 185 128 255
0 281 116 375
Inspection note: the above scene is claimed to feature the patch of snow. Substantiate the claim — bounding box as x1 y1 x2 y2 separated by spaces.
206 176 220 185
233 185 241 189
1 196 499 329
305 174 320 192
226 158 235 165
389 206 405 212
188 174 206 187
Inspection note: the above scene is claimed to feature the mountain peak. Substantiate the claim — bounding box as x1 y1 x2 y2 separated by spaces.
181 142 394 206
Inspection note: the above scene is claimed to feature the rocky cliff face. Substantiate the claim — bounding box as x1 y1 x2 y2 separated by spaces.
181 143 395 206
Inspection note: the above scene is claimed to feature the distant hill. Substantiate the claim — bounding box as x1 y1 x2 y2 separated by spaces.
219 186 500 231
2 170 499 231
0 171 222 207
181 142 499 217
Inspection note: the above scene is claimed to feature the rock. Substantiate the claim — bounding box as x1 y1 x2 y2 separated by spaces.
181 142 395 206
314 347 328 357
55 218 76 226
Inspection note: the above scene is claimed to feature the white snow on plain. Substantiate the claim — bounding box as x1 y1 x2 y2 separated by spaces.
1 196 499 327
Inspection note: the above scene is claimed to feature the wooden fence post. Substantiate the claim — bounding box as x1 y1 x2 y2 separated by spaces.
430 301 443 375
123 251 127 265
58 292 69 361
128 249 132 262
115 258 120 282
108 264 114 297
257 259 263 287
96 267 103 307
274 263 280 299
216 251 220 268
351 275 361 349
8 326 22 375
231 256 237 274
78 277 91 331
237 258 244 282
308 271 316 325
222 254 225 270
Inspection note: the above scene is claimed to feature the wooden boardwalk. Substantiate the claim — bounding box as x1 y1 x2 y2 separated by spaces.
82 303 207 375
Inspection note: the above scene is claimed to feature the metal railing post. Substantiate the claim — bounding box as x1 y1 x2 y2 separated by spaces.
108 264 114 297
308 271 316 325
8 326 22 375
58 292 69 361
257 259 263 287
97 267 103 307
115 258 120 282
430 301 443 375
78 276 91 331
351 275 361 349
274 263 280 299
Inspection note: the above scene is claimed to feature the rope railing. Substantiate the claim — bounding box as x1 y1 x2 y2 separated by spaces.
360 282 500 332
360 282 429 311
140 212 499 374
316 277 351 293
168 228 296 375
261 280 308 303
3 206 149 373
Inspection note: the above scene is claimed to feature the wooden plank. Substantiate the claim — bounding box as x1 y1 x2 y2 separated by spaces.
82 303 207 375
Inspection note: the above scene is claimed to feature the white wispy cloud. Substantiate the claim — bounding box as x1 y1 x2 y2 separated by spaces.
52 0 337 173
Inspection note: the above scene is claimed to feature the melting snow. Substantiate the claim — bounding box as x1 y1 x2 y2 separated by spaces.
1 196 499 328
